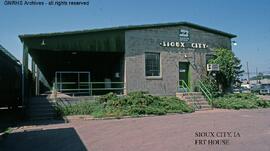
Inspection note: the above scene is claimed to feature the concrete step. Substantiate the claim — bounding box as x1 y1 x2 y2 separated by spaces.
193 105 211 109
28 95 57 120
176 92 212 111
176 92 203 97
184 98 207 102
188 102 209 106
185 99 208 103
183 96 205 100
191 102 210 106
28 107 56 114
28 103 55 108
191 101 210 106
29 112 56 118
182 92 203 96
29 103 55 107
195 104 211 108
195 107 212 111
29 96 54 101
186 99 207 102
29 115 56 120
29 104 55 109
185 98 208 102
29 108 55 113
29 100 55 105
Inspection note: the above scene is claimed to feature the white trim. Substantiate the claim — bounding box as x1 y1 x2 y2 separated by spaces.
144 52 162 79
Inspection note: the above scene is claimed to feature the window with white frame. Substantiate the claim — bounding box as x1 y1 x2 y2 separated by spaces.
145 52 160 77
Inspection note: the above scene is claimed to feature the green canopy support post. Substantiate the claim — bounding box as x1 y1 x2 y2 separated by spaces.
31 60 36 96
22 44 29 109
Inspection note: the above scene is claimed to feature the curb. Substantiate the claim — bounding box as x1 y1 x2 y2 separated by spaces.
0 130 11 141
63 112 194 122
0 132 6 141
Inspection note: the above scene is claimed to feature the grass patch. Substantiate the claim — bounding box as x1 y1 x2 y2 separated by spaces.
55 101 102 117
213 93 270 110
1 127 13 137
55 91 194 118
4 127 12 134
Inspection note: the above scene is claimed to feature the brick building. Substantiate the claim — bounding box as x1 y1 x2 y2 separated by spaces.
19 22 236 97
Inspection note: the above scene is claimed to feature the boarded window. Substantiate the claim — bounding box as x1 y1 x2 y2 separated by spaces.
145 52 160 76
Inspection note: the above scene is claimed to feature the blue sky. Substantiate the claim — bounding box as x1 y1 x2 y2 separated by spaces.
1 0 270 76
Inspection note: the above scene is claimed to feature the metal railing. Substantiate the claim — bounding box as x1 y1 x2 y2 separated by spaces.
177 80 199 110
197 80 213 108
177 80 190 93
177 79 213 109
54 81 125 97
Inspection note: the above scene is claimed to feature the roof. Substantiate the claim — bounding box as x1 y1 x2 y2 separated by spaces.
19 21 236 40
0 44 20 65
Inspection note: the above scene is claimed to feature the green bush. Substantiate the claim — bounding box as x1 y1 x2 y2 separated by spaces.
55 101 102 117
56 91 193 118
213 93 270 109
200 77 220 98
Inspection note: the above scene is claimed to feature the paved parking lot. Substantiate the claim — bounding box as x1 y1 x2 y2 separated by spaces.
1 109 270 151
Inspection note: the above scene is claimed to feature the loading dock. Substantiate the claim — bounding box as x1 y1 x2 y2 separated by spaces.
19 22 236 99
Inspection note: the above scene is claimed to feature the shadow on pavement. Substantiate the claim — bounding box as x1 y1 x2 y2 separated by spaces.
0 107 67 133
0 108 23 133
0 127 87 151
18 118 67 127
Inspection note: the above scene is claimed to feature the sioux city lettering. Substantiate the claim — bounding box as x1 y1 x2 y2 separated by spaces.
160 41 208 49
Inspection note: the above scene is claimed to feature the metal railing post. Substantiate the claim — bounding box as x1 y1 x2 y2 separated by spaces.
198 80 213 109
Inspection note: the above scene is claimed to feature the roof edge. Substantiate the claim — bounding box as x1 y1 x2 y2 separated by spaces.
0 44 21 65
19 21 237 40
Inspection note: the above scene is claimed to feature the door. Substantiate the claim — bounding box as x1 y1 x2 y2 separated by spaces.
179 62 190 87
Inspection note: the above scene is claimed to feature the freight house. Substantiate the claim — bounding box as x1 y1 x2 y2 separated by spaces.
19 22 236 98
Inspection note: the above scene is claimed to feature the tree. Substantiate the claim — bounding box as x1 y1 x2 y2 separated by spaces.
209 48 244 93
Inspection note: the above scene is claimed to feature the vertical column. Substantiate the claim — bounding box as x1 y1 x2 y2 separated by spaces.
88 72 92 96
22 44 29 107
78 72 80 93
123 57 127 95
35 65 40 96
60 72 62 92
31 60 35 79
31 60 36 96
54 72 58 98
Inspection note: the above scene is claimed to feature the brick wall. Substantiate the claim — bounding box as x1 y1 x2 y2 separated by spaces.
124 26 232 95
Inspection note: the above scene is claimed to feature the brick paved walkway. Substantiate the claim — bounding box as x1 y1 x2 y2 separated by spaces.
1 109 270 151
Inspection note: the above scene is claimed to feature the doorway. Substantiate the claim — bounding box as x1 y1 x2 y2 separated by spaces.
179 62 190 87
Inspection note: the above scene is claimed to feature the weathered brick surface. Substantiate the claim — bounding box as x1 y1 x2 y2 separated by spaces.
124 26 232 95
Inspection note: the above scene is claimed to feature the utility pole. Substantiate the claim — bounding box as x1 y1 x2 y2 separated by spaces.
256 67 258 84
256 67 259 84
246 62 250 83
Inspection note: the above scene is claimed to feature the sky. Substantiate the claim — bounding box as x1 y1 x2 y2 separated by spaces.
0 0 270 77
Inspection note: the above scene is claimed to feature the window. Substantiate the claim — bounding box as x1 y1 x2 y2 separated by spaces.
145 52 160 77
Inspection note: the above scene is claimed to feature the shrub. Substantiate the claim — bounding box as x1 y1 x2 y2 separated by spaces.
55 101 102 116
200 77 220 98
56 91 193 118
212 93 270 109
